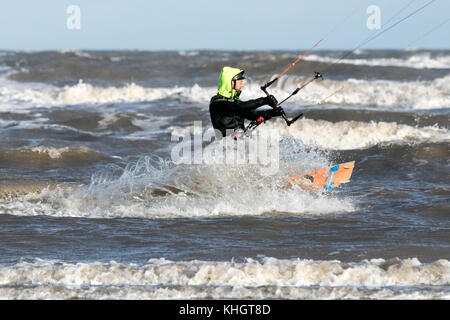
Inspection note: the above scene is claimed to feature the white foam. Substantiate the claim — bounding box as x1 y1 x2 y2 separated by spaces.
257 75 450 110
305 53 450 69
266 118 450 150
0 150 354 219
0 257 448 299
1 71 449 112
0 79 214 112
47 80 202 105
178 50 200 56
58 49 96 59
25 146 97 159
0 174 354 220
28 146 71 159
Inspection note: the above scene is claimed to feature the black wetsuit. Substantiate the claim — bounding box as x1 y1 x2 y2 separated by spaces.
209 95 277 137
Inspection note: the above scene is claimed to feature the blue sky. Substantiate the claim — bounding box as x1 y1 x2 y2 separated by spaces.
1 0 449 50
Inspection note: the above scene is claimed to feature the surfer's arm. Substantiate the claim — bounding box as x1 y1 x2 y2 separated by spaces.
209 97 265 115
210 95 277 118
236 97 270 110
245 107 283 121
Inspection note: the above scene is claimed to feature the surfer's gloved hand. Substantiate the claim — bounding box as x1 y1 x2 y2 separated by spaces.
265 95 278 107
270 106 284 117
258 106 283 121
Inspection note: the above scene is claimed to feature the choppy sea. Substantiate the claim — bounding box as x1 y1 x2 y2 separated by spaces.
0 49 449 299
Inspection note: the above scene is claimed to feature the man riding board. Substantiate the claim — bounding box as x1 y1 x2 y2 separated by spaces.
209 66 284 138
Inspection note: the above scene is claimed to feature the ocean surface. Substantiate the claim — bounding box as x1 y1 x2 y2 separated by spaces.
0 49 449 299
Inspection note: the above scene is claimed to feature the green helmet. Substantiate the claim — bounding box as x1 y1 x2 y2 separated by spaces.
217 66 246 100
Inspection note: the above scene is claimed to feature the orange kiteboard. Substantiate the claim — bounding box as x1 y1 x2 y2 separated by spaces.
287 161 355 191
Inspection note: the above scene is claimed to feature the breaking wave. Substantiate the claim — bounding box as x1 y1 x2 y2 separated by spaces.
1 257 449 299
1 75 449 111
0 146 108 168
0 148 354 219
266 118 450 150
0 181 62 200
304 52 450 69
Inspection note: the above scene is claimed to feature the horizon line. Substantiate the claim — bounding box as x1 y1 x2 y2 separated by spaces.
1 47 449 52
